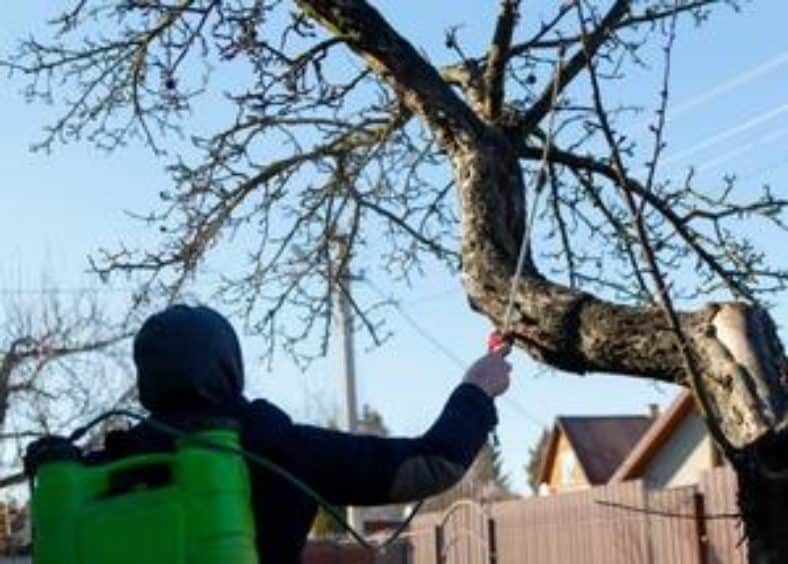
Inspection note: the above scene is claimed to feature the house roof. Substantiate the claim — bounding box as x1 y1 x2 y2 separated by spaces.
610 390 695 483
537 415 654 486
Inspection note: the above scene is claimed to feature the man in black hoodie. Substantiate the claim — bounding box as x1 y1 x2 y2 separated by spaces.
115 304 510 563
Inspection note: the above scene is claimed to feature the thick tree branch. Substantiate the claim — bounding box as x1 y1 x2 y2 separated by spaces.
483 0 520 122
296 0 485 152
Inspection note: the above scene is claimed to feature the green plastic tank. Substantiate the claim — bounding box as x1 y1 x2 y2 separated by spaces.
29 427 258 564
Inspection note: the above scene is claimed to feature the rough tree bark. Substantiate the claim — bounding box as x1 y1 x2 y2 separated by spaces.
298 1 788 562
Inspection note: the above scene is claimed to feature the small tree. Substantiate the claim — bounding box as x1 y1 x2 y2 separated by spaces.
311 505 348 539
489 440 510 493
6 2 788 561
525 428 551 494
0 288 131 485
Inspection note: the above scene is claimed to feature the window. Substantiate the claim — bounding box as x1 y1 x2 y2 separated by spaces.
561 451 577 485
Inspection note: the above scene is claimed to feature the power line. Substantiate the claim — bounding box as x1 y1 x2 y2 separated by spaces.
0 287 136 295
395 300 546 427
0 283 148 296
389 300 468 369
366 281 546 428
400 289 457 307
0 279 221 296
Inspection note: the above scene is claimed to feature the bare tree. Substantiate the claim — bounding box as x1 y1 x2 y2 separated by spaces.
5 1 788 561
526 428 550 495
0 289 132 485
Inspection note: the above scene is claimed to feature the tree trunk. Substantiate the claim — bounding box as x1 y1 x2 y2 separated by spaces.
736 443 788 564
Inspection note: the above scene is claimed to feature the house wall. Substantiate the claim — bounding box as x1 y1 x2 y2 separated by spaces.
546 432 589 493
643 410 714 488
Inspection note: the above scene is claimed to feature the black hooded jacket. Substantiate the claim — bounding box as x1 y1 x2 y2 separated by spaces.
105 305 497 563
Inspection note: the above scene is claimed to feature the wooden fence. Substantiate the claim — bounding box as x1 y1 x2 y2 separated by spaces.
407 467 747 564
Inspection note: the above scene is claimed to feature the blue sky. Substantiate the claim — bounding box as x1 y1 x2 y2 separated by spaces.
2 2 788 494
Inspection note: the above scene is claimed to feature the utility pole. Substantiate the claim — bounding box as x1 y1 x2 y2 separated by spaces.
335 234 362 533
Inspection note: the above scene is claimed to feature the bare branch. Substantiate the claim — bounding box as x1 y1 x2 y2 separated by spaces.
515 0 630 135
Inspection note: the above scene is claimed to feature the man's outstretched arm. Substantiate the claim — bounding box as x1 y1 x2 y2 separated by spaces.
241 348 511 506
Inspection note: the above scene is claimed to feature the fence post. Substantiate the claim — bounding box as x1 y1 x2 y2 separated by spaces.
434 525 443 564
693 492 709 564
403 539 413 564
487 518 497 564
641 482 655 564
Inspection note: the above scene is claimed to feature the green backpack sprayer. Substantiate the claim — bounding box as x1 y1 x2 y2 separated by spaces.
24 416 258 564
23 410 418 563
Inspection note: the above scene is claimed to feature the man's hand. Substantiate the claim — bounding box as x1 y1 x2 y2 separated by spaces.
463 346 512 398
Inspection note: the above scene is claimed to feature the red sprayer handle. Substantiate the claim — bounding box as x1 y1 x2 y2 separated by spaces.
487 331 512 356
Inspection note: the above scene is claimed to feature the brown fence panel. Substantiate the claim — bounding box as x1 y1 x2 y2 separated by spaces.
406 472 747 564
700 468 747 564
643 486 702 564
440 501 489 564
408 513 441 564
490 481 648 564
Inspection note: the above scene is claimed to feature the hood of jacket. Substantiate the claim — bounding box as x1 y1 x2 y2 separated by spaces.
133 304 245 417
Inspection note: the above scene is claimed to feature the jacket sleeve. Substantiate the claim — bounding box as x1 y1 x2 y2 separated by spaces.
240 383 497 506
